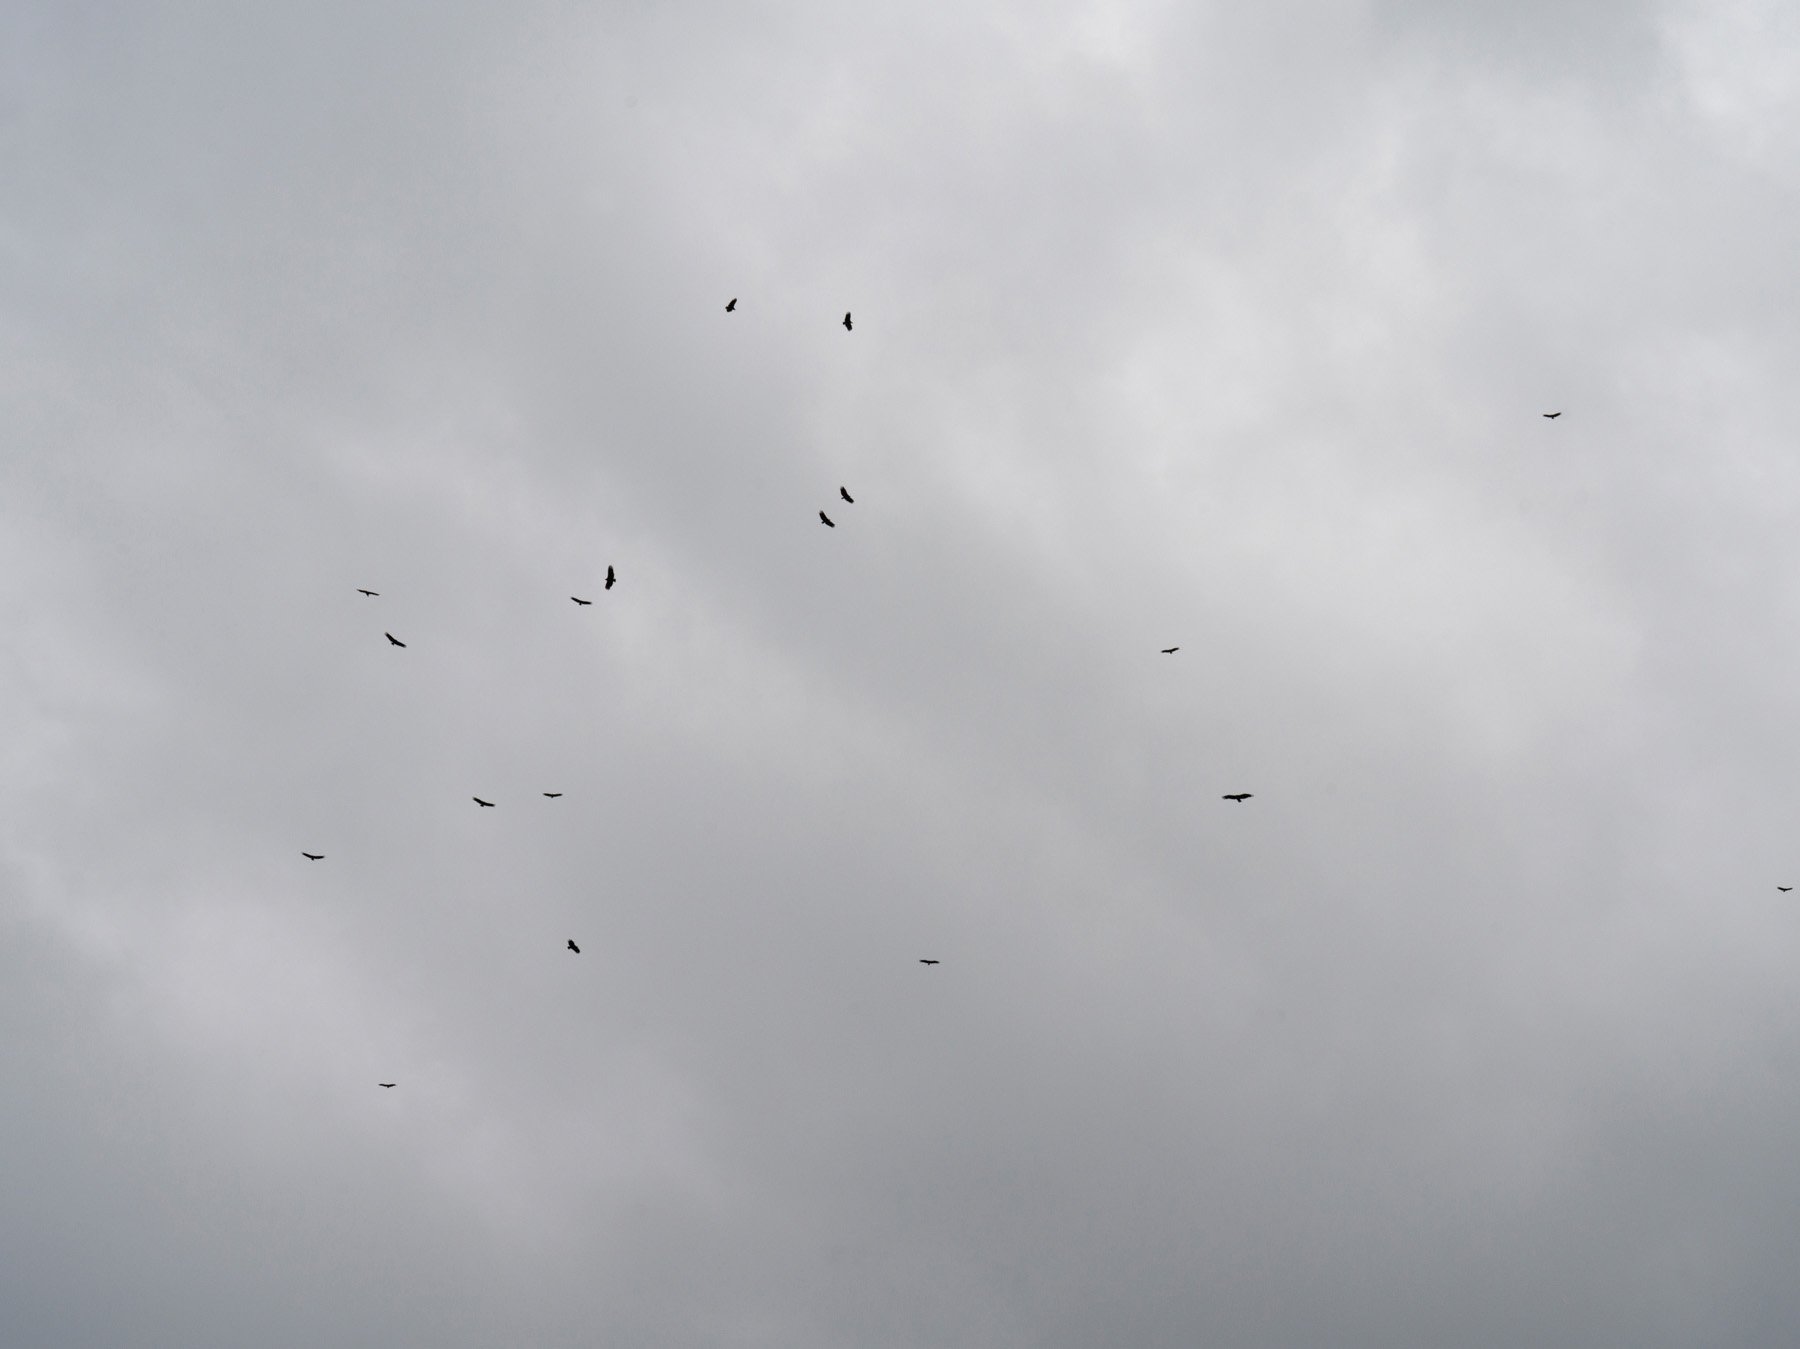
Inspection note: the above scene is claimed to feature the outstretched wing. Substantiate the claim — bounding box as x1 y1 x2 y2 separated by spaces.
820 511 835 527
605 566 616 589
385 632 406 646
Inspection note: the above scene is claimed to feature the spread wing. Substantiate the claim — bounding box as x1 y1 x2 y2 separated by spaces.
572 596 591 604
840 487 854 502
605 566 616 589
357 589 379 596
543 792 562 798
473 797 494 807
820 511 835 527
301 853 323 860
385 632 405 646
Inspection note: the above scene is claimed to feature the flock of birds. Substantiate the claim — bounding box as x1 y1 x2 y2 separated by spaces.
314 306 1635 1090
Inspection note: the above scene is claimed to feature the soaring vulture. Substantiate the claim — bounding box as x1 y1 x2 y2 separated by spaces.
819 511 836 527
1782 887 1794 893
840 486 855 503
725 298 737 312
842 312 853 331
1222 793 1253 802
385 632 406 647
357 589 379 597
567 939 581 954
605 565 616 590
1543 411 1562 419
572 596 592 605
301 852 324 861
544 792 563 798
1161 647 1179 654
919 959 940 965
473 797 495 808
378 1083 396 1088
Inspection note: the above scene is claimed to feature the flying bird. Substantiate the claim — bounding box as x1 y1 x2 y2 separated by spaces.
604 565 616 590
1781 886 1793 892
1161 647 1179 654
473 797 495 807
840 486 854 503
842 312 853 331
919 959 940 965
567 939 581 954
357 589 379 597
385 632 406 647
378 1083 395 1088
725 298 737 312
1222 793 1253 802
543 792 562 798
301 852 324 861
819 511 835 527
572 596 592 605
1542 411 1562 419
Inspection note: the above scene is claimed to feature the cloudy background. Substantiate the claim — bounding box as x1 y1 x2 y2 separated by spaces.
6 0 1800 1344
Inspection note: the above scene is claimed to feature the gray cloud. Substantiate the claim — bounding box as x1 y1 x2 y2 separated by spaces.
6 0 1800 1344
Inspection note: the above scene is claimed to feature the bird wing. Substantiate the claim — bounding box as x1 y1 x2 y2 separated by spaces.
379 1083 395 1087
473 797 493 806
605 566 615 588
840 487 853 502
1162 647 1178 653
572 597 590 604
820 512 834 526
385 633 405 646
544 792 562 797
302 853 322 859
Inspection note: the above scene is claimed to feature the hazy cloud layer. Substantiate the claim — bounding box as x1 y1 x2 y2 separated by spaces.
6 1 1800 1345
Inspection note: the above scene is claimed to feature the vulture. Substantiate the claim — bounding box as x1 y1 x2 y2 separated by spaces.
1161 647 1179 654
605 565 616 590
572 596 592 605
919 959 940 965
473 797 495 808
819 511 836 527
840 486 854 503
385 632 406 647
567 939 581 954
1543 411 1562 419
1222 793 1253 802
357 589 379 597
1781 887 1794 893
725 298 737 312
301 852 324 861
842 312 853 331
544 792 563 798
378 1083 396 1089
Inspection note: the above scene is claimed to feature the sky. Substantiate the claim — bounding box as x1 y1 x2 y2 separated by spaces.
5 0 1800 1344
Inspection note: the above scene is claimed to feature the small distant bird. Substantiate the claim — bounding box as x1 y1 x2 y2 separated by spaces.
840 486 854 503
1781 886 1793 892
473 797 495 808
1161 647 1179 654
820 511 835 527
842 312 853 331
378 1083 395 1088
301 852 324 861
572 596 592 605
1543 412 1561 419
357 589 379 597
1222 793 1253 802
725 298 737 312
385 632 406 647
604 565 616 590
919 959 940 965
567 939 581 954
543 792 562 798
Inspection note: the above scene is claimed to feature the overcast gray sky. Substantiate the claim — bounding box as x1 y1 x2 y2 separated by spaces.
6 1 1800 1344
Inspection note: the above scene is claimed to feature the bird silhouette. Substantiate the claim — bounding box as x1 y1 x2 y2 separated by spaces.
1543 411 1562 419
378 1083 395 1088
1222 793 1253 802
1161 647 1179 654
543 792 562 798
725 298 737 312
1781 886 1793 892
842 312 853 331
819 511 835 527
605 565 616 590
572 596 592 605
385 632 406 647
357 589 379 597
919 959 940 965
473 797 495 808
567 939 581 953
301 852 324 861
840 486 854 503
